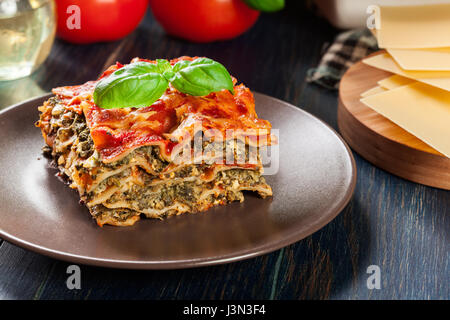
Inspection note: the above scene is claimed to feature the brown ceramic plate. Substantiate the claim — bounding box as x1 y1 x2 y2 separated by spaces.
0 93 356 269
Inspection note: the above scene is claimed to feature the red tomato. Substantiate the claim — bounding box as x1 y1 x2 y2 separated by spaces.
149 0 260 43
55 0 149 44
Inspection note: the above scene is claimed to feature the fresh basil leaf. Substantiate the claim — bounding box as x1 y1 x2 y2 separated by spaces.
243 0 285 12
94 61 169 109
155 59 173 74
94 58 235 109
167 58 234 96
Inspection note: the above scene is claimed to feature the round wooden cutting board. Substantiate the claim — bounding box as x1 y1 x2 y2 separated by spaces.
338 51 450 190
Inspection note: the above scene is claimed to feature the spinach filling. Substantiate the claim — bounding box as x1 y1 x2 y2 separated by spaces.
47 97 94 158
104 168 264 212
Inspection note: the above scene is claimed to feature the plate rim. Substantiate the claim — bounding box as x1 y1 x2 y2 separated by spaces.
0 92 357 270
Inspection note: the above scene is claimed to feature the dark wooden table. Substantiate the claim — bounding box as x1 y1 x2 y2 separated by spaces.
0 4 448 300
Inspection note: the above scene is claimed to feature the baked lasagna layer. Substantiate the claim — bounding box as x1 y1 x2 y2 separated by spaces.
36 57 273 226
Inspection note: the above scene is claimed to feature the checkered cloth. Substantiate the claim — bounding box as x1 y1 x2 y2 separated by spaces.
307 29 378 89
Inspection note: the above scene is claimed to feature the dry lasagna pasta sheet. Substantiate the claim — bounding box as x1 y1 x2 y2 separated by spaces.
363 53 450 92
360 75 413 98
377 75 414 90
386 48 450 71
360 82 450 157
360 3 450 158
372 4 450 71
375 4 450 49
360 85 386 98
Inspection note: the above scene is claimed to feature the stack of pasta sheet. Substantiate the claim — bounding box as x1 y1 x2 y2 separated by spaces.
360 3 450 158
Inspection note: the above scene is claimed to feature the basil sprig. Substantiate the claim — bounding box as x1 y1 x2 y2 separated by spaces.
94 58 234 109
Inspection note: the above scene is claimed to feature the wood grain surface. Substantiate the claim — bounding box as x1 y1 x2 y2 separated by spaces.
338 53 450 190
0 2 448 300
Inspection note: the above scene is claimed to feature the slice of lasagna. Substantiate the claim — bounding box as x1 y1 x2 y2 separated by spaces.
36 57 273 226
